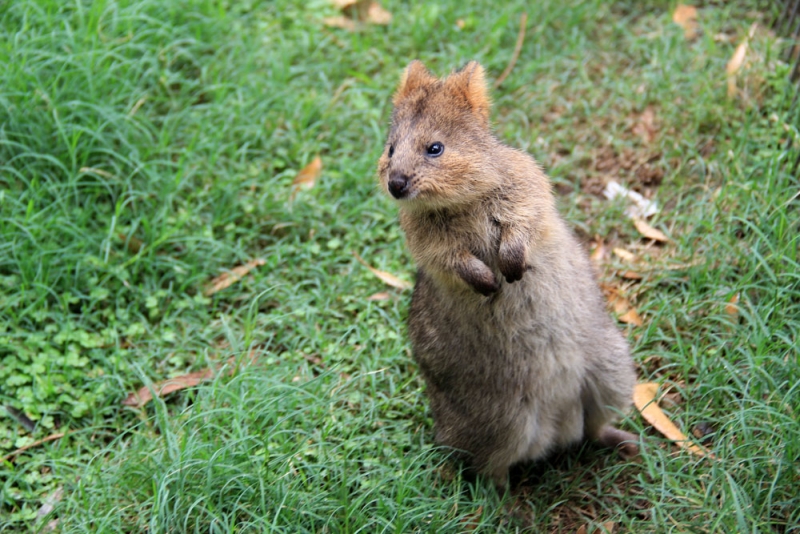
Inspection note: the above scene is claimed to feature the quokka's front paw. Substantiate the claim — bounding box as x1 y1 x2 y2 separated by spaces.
456 256 500 295
471 272 500 296
498 242 528 283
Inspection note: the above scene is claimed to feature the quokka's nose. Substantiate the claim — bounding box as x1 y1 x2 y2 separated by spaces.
387 173 410 199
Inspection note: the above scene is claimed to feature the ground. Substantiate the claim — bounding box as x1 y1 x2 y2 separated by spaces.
1 0 799 532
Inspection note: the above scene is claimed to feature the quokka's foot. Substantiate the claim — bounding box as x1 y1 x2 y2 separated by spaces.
598 425 639 460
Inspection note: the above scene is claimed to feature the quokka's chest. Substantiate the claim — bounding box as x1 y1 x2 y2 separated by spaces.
403 208 502 256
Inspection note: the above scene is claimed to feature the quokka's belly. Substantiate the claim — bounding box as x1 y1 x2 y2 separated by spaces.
408 269 589 460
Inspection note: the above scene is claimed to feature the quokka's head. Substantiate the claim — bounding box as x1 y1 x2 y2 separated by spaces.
377 61 500 208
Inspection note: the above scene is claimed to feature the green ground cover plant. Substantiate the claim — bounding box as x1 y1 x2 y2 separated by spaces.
1 0 798 531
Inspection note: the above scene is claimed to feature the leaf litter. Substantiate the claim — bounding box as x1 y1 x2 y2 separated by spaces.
672 4 699 40
633 382 715 458
633 217 669 243
324 0 392 31
600 283 643 327
122 352 260 408
353 252 412 290
290 156 322 201
122 369 214 407
726 23 758 98
204 258 266 296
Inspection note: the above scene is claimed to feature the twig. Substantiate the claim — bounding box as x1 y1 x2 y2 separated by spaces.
3 432 67 462
494 13 528 89
5 405 36 432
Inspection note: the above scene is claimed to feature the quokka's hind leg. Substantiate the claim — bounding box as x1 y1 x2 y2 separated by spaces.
597 425 639 460
581 357 639 460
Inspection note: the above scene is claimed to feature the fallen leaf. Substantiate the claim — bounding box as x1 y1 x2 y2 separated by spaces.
353 252 412 290
726 24 757 98
618 308 643 327
693 422 715 441
613 247 635 262
303 353 325 367
633 382 713 458
204 258 266 296
36 486 64 520
620 270 643 280
365 1 392 24
323 16 358 31
633 218 669 242
290 156 322 200
601 283 643 326
726 41 748 97
590 239 607 264
460 506 483 533
324 0 391 30
3 432 67 461
725 292 739 319
122 369 213 408
118 233 144 254
632 106 658 144
367 291 391 301
576 526 587 534
672 4 699 40
601 522 616 534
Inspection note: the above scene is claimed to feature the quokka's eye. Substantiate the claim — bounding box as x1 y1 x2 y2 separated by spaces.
426 142 444 157
388 145 394 158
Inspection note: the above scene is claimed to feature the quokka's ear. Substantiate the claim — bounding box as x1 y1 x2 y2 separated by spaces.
444 61 491 124
393 60 435 105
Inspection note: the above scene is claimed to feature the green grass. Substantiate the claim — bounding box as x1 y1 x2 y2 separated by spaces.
1 0 798 531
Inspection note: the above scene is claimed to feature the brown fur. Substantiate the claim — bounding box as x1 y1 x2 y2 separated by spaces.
377 61 638 486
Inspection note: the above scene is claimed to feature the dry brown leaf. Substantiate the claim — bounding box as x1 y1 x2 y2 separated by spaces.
122 369 213 408
323 16 358 31
618 308 643 327
290 156 322 200
367 292 391 301
601 522 616 534
633 218 669 242
633 382 713 458
303 353 325 367
620 270 643 280
204 258 265 296
726 41 748 97
324 0 391 29
601 283 643 326
672 4 699 40
353 252 412 290
118 232 144 254
366 1 392 24
725 292 740 318
726 41 748 77
3 432 68 461
726 24 758 98
590 239 607 264
632 106 658 144
576 526 588 534
613 247 635 262
460 506 483 533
